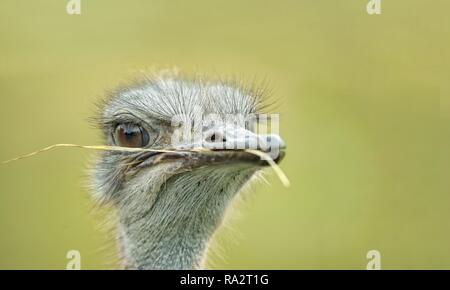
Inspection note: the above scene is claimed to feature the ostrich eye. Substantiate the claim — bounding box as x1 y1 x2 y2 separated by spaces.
113 124 150 148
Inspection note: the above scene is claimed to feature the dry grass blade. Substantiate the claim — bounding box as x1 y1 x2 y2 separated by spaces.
2 144 177 164
3 144 290 188
245 149 291 188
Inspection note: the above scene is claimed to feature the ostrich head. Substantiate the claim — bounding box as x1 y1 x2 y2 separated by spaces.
91 75 286 269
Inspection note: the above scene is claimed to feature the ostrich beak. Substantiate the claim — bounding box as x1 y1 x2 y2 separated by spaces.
201 128 286 165
133 128 286 171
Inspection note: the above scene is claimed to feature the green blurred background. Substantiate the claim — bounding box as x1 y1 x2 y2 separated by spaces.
0 0 446 269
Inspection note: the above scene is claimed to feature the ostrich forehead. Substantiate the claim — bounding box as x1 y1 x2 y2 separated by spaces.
101 77 264 123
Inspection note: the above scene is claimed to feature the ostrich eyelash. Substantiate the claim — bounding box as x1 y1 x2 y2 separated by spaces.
2 143 290 187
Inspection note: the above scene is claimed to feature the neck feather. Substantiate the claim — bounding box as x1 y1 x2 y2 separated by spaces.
116 170 248 269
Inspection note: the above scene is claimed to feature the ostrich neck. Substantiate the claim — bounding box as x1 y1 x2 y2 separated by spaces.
115 174 240 270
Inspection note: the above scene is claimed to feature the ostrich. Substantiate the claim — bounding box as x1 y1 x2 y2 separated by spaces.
90 75 286 270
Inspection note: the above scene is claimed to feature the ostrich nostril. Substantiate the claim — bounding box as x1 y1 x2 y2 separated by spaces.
209 133 226 143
